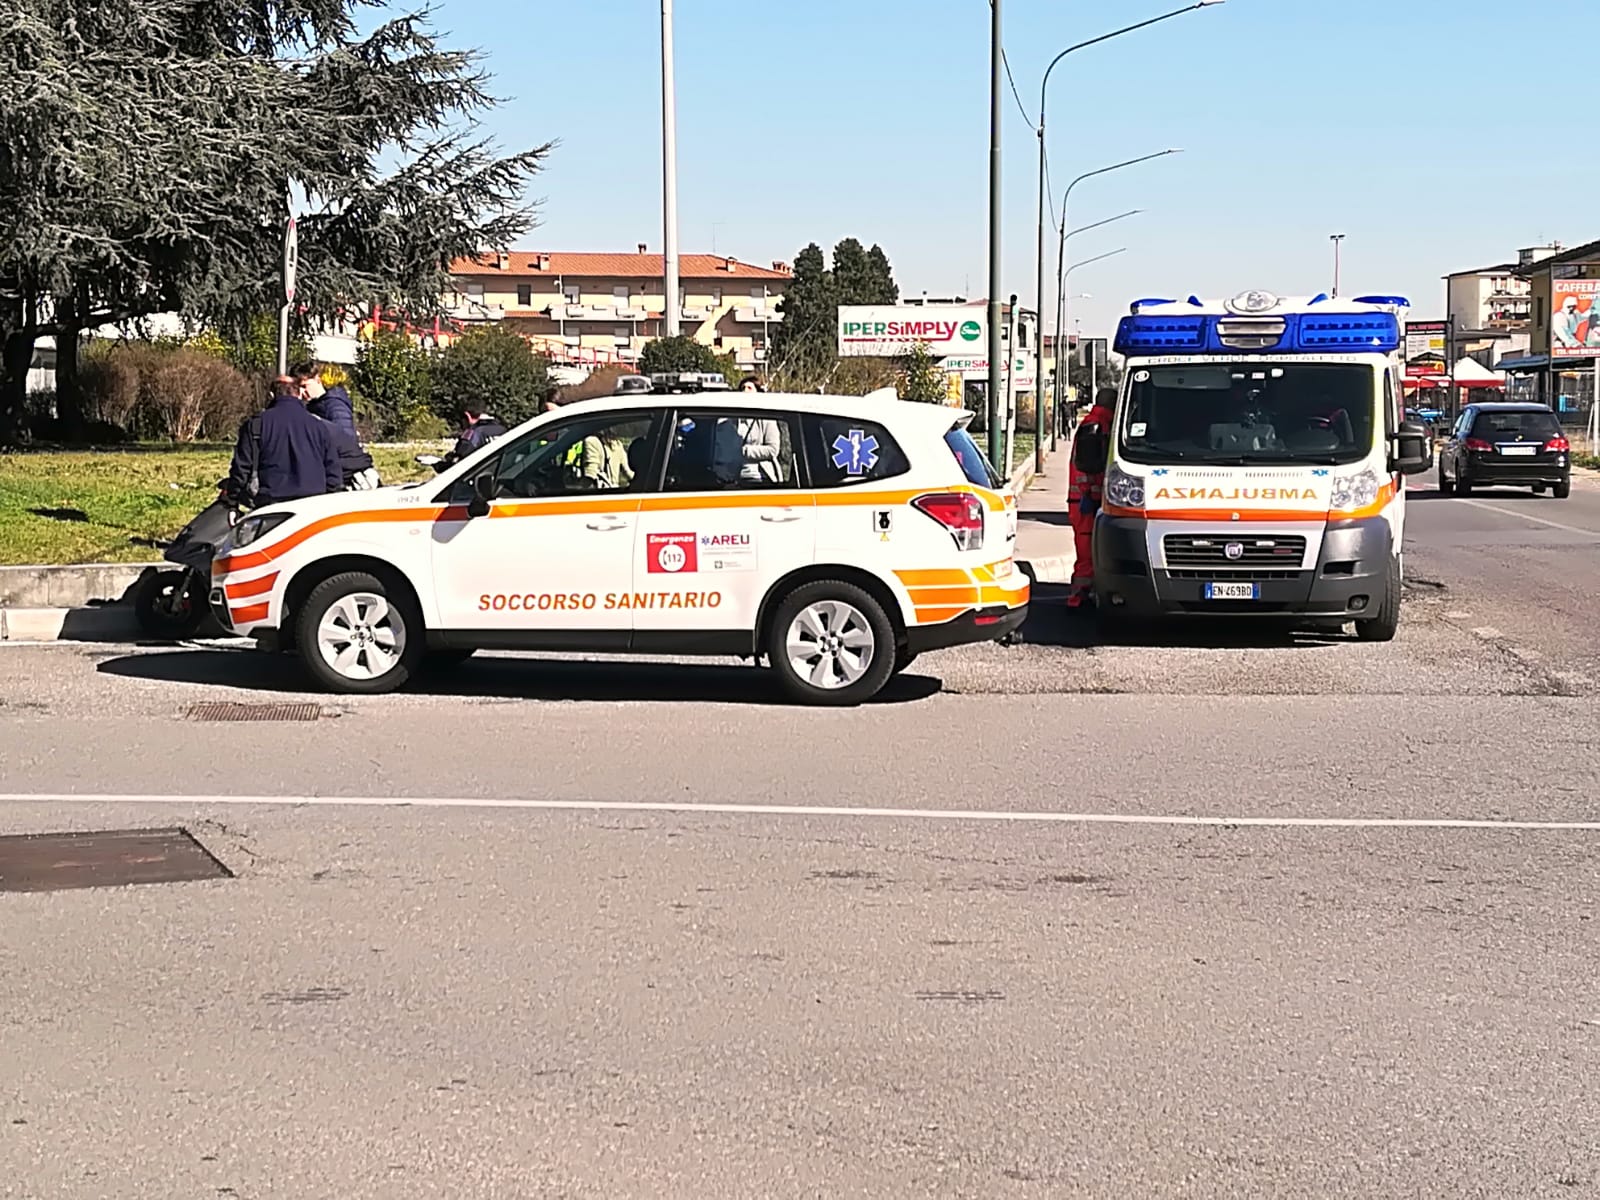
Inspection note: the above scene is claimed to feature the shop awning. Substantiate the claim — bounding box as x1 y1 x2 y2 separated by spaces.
1403 358 1506 389
1451 357 1504 387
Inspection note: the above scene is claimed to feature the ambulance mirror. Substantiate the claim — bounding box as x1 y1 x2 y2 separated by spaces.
1392 421 1432 476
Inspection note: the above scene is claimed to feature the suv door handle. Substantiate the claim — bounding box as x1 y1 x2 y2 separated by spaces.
759 512 804 523
585 518 630 531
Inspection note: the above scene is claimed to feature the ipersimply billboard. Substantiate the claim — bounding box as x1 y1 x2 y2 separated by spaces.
1551 279 1600 359
838 305 986 357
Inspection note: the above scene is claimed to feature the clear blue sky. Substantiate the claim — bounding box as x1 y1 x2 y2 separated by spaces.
439 0 1587 338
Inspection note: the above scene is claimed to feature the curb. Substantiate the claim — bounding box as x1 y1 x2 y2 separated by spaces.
0 561 160 609
1007 456 1038 497
0 605 144 643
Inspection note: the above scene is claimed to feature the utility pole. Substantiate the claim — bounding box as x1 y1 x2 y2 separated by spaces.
661 0 681 337
985 0 1004 469
1330 233 1346 299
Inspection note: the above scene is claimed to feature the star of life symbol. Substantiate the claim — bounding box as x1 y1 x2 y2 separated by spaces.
831 428 879 475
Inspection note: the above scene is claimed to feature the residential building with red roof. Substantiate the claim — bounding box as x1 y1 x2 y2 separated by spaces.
446 246 790 370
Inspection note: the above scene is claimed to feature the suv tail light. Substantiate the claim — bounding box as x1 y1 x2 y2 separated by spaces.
912 492 985 551
1464 437 1493 452
1545 435 1570 452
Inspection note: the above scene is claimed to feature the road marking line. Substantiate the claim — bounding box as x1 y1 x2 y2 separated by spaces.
1457 498 1600 538
1 793 1599 832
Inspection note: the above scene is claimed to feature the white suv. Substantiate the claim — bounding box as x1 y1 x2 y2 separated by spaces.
211 393 1028 705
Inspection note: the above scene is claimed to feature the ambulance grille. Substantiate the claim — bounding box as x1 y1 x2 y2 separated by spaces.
1164 534 1306 568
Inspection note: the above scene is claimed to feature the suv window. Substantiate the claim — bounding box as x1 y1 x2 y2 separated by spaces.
663 409 801 491
800 415 910 488
450 411 660 501
1470 409 1560 440
945 427 1002 488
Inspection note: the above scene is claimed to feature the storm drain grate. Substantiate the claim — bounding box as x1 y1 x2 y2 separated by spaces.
185 701 322 722
0 827 232 893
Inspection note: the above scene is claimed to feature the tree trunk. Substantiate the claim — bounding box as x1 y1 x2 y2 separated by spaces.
55 322 85 438
0 328 36 445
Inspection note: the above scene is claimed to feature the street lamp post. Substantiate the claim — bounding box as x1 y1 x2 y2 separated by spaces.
1061 248 1127 419
1049 199 1149 446
986 0 1005 469
661 0 681 336
1330 233 1346 299
1053 152 1180 395
1031 2 1222 475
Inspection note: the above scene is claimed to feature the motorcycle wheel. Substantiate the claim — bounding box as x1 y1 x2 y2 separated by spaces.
133 569 208 639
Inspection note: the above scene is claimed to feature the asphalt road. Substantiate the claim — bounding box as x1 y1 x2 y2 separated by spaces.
2 472 1598 1198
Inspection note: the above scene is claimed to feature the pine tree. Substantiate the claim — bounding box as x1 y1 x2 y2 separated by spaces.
0 0 551 440
768 243 837 389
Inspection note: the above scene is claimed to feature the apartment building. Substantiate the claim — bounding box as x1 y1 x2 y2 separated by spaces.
1443 243 1561 365
446 248 790 370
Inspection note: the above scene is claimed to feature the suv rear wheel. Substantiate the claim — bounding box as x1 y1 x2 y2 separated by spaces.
767 580 896 706
1554 477 1572 499
297 571 421 695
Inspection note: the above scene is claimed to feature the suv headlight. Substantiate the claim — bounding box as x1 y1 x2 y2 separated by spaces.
1329 467 1380 512
1104 465 1145 510
232 512 293 549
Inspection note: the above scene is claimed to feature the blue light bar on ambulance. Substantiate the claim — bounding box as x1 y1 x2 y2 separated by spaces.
1113 312 1401 355
1116 292 1408 355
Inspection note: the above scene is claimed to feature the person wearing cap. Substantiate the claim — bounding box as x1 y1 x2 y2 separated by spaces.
1064 386 1117 609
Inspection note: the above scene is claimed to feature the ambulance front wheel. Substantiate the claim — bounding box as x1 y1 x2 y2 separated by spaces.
1354 557 1401 644
297 570 422 695
767 580 897 707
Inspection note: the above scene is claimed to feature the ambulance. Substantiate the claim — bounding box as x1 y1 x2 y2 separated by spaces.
1080 291 1433 639
209 393 1028 705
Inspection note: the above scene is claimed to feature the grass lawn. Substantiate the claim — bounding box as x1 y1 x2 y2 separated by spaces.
0 446 434 565
1008 433 1037 475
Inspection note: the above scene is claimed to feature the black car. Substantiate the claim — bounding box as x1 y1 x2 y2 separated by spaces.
1438 403 1571 498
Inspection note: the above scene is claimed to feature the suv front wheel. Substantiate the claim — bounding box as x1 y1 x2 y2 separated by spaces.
297 571 422 695
767 581 896 706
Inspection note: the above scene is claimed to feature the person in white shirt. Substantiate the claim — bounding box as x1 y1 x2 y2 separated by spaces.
734 377 783 484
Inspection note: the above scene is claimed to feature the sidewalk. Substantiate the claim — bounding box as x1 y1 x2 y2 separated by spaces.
1014 442 1076 584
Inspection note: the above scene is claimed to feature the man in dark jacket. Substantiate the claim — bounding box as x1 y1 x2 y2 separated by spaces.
225 377 343 506
449 408 507 464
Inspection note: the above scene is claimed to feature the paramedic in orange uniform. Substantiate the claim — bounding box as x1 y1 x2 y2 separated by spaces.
1065 388 1117 608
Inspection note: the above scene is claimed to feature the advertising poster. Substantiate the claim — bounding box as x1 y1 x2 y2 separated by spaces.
1404 321 1449 376
1551 279 1600 359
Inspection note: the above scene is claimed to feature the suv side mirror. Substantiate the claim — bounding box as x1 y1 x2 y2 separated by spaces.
467 471 495 518
1073 427 1109 473
1392 421 1432 475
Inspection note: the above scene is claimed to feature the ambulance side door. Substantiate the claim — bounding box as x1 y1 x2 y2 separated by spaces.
429 408 666 648
630 407 814 650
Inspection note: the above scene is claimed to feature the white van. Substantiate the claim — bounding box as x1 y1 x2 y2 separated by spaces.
1080 291 1432 639
211 393 1027 705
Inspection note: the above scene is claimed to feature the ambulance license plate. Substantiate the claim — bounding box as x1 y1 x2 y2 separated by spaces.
1204 581 1259 601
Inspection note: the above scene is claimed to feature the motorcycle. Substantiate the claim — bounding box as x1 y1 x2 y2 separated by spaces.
133 488 244 639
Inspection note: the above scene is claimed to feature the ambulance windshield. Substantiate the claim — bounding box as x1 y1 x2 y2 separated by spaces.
1119 362 1375 467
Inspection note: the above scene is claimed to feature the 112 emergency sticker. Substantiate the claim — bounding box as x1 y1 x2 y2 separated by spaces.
647 532 698 574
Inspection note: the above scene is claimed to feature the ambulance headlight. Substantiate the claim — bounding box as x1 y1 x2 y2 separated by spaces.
1104 465 1145 510
1329 467 1380 512
232 512 293 548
